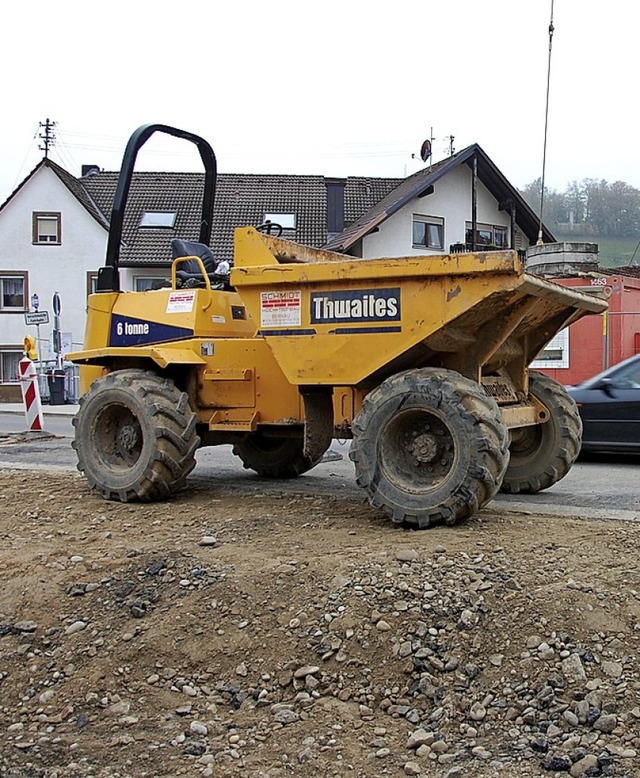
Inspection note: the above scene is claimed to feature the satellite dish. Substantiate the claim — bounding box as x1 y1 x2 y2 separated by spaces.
420 139 432 162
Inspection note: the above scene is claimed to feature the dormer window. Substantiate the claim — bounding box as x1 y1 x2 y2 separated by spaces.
139 211 177 228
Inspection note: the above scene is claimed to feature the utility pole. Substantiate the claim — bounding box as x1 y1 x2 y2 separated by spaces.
38 118 57 158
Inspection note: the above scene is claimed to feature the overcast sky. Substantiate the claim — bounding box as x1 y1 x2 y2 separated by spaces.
1 0 636 205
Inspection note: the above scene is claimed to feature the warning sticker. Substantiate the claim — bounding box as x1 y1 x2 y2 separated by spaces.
260 290 302 327
166 290 196 314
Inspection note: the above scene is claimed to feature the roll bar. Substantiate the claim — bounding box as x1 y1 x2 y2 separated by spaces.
96 123 218 292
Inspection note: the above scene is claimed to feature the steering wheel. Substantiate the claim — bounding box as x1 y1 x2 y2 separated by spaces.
256 221 283 237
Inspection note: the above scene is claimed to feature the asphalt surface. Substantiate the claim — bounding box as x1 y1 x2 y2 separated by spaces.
1 405 639 524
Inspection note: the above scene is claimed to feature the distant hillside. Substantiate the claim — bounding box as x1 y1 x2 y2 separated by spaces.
553 231 640 269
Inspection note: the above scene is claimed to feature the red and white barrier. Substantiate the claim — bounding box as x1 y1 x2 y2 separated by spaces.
18 357 44 432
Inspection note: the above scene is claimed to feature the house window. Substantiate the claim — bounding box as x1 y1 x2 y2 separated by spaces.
134 275 169 292
139 212 177 228
264 213 296 230
0 350 22 383
412 216 444 250
33 212 61 244
0 274 27 311
465 222 508 249
531 329 569 369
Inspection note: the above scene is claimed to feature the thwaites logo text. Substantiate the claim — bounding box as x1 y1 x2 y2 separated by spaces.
310 288 401 324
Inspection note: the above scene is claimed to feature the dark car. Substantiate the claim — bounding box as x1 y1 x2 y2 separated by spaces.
566 354 640 454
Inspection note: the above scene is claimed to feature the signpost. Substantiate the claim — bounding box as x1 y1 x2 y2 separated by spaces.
25 294 48 381
52 292 62 369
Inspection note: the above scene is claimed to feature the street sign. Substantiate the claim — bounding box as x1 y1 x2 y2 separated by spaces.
24 311 50 326
52 292 61 316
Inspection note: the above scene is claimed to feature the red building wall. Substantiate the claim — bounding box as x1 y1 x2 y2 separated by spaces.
535 274 640 385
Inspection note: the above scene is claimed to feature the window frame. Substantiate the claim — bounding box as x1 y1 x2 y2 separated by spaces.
0 348 23 384
86 272 99 297
0 272 28 312
32 211 62 245
465 221 509 249
139 211 177 228
530 329 570 369
133 275 170 292
412 215 444 250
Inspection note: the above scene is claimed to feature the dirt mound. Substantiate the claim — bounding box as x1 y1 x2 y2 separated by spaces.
0 471 638 777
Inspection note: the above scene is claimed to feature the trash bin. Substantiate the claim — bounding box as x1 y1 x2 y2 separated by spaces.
47 369 66 405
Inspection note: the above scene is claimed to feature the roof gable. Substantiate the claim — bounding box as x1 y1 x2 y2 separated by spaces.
324 144 555 252
0 158 109 232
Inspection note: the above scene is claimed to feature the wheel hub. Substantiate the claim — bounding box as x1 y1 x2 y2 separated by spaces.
379 408 456 492
118 424 140 452
407 432 439 464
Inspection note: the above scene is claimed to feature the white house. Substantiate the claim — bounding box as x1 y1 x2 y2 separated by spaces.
0 161 109 397
0 144 552 399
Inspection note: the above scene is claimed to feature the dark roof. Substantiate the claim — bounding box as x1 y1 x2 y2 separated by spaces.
80 171 402 266
324 143 556 252
0 145 554 268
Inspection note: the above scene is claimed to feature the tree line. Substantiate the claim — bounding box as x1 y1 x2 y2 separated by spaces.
519 178 640 238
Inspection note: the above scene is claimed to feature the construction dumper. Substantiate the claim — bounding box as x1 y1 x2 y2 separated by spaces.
67 124 607 529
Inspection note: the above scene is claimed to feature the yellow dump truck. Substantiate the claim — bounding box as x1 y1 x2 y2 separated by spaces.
68 125 607 529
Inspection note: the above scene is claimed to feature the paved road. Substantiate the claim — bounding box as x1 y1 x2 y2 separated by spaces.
1 410 638 523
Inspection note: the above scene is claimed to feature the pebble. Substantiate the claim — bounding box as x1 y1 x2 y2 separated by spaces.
593 713 617 733
469 702 487 721
199 535 217 546
293 665 319 679
273 708 299 724
561 653 587 684
14 620 38 633
569 753 599 777
396 549 419 562
190 721 208 736
65 620 87 635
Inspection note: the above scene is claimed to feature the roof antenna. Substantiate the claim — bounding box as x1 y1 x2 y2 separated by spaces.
537 0 555 245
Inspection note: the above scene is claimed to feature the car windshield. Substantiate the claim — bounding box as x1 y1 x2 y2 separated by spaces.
573 354 640 389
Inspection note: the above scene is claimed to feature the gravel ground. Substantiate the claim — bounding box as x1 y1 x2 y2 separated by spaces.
0 468 639 778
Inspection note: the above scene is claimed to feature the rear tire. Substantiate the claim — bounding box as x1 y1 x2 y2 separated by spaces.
233 432 322 478
350 368 510 528
72 369 199 502
500 371 582 494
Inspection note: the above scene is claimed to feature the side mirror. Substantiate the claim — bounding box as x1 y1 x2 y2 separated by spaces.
595 377 616 397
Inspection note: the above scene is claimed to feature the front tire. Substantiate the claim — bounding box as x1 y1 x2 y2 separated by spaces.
500 371 582 494
72 369 199 502
350 368 510 528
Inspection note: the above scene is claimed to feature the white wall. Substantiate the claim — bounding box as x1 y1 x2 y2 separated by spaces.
0 166 108 358
360 166 523 258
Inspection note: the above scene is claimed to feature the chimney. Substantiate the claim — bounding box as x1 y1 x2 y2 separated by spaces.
325 178 346 236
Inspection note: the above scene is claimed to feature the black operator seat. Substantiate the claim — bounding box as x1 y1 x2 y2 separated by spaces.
171 238 230 289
